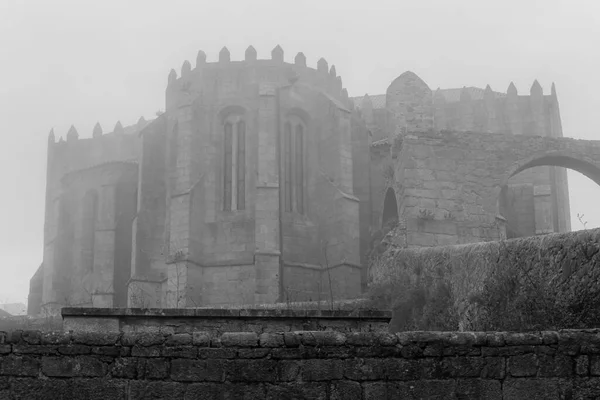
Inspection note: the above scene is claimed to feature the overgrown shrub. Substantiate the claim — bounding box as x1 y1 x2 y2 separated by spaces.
366 228 600 332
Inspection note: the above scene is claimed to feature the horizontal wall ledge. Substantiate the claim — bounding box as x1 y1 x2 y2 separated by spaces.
61 307 391 320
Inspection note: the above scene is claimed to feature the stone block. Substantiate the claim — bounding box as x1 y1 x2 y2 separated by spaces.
237 349 270 359
221 332 258 347
481 357 505 379
70 378 129 400
384 358 421 380
7 378 72 399
270 348 304 360
0 355 40 377
162 346 197 359
165 333 192 346
128 381 187 400
441 356 486 378
330 381 362 399
91 346 121 357
277 360 301 382
141 358 169 379
301 359 344 381
21 331 41 345
508 354 538 377
363 382 387 399
538 354 573 377
577 355 589 376
343 358 386 380
503 378 562 400
72 332 120 346
225 359 278 382
591 355 600 376
192 332 210 347
170 359 225 382
295 331 346 347
504 332 542 346
131 345 161 357
110 357 138 379
259 333 285 348
39 332 71 346
197 348 236 359
57 345 91 355
265 382 328 400
41 356 106 378
456 379 502 399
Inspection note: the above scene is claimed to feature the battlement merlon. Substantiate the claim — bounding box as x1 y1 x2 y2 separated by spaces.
165 45 355 112
45 119 146 184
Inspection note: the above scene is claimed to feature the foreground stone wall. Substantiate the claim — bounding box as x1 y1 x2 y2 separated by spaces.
2 329 600 399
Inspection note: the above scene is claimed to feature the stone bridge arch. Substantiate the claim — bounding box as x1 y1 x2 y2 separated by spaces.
504 151 600 186
396 131 600 245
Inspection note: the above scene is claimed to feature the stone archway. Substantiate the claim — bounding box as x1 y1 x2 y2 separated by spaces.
382 187 399 229
496 152 600 237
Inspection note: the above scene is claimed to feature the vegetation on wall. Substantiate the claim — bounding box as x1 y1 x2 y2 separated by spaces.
366 228 600 332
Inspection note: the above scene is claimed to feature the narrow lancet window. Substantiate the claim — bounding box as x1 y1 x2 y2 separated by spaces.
223 114 246 211
283 117 305 214
236 120 246 210
81 190 99 273
295 124 304 214
284 122 293 212
223 121 233 211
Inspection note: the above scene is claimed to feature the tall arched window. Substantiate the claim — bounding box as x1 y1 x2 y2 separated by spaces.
283 116 305 213
223 115 246 211
169 123 179 192
81 189 99 273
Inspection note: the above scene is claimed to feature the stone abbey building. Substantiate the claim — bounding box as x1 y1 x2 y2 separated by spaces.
27 46 571 314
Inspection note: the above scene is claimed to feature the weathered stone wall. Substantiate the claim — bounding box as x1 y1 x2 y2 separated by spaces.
61 308 390 335
3 329 600 398
361 77 572 242
371 227 600 331
47 162 139 310
394 130 600 247
43 125 141 308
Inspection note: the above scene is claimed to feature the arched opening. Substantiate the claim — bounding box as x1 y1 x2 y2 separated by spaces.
81 189 99 273
382 187 399 229
498 154 600 238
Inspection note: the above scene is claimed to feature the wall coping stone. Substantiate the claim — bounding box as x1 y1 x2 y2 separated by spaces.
61 308 392 320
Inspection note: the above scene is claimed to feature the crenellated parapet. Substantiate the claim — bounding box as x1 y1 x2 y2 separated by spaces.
45 118 147 192
165 45 355 112
354 73 563 139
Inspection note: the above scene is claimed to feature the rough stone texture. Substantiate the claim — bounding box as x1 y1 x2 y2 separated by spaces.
32 53 586 314
357 78 572 242
61 308 391 335
33 49 364 313
371 227 600 331
389 129 600 247
1 329 599 399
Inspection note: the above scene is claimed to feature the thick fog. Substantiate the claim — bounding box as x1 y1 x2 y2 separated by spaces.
1 0 599 305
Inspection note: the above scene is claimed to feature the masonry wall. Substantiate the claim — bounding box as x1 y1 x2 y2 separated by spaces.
371 227 600 331
392 130 600 248
43 130 140 307
3 329 600 399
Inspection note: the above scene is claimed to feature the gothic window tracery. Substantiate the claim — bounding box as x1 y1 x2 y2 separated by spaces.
223 114 246 211
283 116 305 214
81 189 99 273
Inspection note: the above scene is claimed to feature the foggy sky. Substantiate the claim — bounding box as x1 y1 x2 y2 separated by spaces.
1 0 599 305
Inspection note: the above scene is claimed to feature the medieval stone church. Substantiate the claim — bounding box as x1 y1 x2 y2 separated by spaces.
27 46 570 314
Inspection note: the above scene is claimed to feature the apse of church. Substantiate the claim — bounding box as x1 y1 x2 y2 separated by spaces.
29 46 569 313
